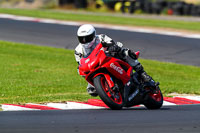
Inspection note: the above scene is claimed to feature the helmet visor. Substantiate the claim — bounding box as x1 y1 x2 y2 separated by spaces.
78 32 95 44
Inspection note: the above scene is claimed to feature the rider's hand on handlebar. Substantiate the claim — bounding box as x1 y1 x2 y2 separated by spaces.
107 45 121 53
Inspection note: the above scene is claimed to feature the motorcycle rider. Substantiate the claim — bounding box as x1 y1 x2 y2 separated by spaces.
74 24 152 97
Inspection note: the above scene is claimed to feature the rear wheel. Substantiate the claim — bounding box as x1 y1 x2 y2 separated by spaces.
93 75 123 110
143 86 163 109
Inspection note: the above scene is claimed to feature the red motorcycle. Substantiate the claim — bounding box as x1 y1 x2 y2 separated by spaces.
79 43 163 110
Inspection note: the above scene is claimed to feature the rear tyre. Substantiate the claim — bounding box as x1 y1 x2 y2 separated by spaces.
93 75 123 110
143 86 163 109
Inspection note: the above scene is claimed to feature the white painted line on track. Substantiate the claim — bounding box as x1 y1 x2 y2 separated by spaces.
175 96 200 101
0 14 200 39
2 104 39 111
47 102 104 110
163 101 177 106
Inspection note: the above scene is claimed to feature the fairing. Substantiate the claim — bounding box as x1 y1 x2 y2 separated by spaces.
79 43 133 88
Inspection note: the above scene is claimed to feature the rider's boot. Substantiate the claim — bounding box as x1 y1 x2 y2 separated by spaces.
133 63 153 83
87 83 98 97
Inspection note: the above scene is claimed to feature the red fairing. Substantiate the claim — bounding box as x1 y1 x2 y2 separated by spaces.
79 43 163 110
79 43 133 88
78 43 103 76
79 43 104 75
104 59 132 84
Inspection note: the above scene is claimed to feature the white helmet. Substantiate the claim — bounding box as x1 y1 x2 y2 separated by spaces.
77 24 96 48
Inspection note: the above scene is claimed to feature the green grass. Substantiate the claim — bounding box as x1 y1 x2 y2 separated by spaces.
0 40 200 104
0 41 89 104
0 8 200 32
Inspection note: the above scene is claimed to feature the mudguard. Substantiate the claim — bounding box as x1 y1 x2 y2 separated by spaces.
93 73 115 89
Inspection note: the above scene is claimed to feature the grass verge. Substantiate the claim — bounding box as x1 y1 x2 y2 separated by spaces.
0 40 200 104
0 8 200 32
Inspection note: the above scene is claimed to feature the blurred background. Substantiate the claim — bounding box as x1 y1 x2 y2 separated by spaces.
0 0 200 16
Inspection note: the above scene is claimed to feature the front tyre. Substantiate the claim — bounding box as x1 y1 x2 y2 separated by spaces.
143 86 163 109
93 75 123 110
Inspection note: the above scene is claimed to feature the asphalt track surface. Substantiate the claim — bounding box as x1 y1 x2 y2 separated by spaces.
0 105 200 133
0 18 200 66
0 18 200 133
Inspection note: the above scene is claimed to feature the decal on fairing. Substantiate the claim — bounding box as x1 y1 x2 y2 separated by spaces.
110 63 123 75
85 58 90 63
128 89 139 101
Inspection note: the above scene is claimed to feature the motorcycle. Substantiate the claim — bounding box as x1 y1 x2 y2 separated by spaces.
78 43 163 110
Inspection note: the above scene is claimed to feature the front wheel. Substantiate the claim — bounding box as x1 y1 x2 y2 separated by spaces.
143 86 163 109
93 75 123 110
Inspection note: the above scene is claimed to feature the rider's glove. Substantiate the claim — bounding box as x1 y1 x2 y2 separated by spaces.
101 34 115 47
116 42 123 48
101 39 115 47
118 48 137 60
107 45 121 53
